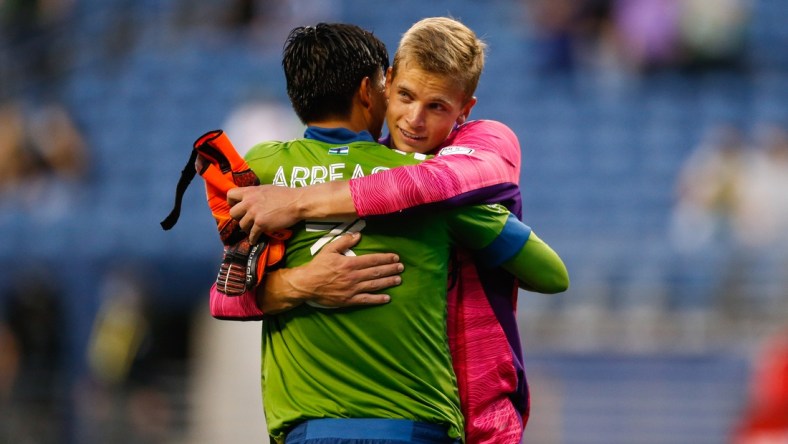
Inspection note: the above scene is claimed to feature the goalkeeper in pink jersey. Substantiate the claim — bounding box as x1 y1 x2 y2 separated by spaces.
229 17 567 444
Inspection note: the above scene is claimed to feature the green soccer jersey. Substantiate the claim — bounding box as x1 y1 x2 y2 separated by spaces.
245 129 518 442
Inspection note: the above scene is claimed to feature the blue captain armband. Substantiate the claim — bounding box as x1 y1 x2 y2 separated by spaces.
476 214 532 268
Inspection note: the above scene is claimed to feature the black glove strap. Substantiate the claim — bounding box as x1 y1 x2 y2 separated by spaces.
160 149 198 230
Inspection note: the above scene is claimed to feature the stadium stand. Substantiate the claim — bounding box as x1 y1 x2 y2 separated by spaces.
1 0 786 442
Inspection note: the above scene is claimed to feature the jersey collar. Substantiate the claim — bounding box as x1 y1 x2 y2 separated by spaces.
304 126 375 144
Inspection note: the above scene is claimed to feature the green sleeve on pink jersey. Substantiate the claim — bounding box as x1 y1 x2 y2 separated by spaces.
447 204 569 294
503 232 569 294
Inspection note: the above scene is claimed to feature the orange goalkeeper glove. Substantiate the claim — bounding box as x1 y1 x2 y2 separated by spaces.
161 130 290 295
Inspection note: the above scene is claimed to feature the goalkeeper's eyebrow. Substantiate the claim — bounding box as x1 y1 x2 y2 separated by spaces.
396 84 452 107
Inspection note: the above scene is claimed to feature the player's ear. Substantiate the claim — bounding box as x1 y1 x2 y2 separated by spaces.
359 76 373 109
384 67 394 98
456 96 477 125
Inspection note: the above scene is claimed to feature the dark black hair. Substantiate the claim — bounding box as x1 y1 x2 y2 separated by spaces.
282 23 389 124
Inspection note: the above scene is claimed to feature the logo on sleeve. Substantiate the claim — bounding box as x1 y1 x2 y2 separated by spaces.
328 146 349 155
438 146 475 156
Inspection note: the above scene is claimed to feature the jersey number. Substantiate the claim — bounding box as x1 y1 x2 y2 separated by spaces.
305 218 367 256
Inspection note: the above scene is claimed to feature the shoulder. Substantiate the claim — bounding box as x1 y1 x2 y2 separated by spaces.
458 120 517 139
353 142 430 166
244 138 332 160
437 120 521 157
244 140 288 161
443 120 519 149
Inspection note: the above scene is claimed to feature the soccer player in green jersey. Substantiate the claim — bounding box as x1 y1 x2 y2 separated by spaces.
230 23 567 444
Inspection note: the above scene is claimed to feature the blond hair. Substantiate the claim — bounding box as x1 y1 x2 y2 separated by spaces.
392 17 487 100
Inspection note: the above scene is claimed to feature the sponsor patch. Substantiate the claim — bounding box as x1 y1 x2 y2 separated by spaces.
438 146 475 156
328 146 349 155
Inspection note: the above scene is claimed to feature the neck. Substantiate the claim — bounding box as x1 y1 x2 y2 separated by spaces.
309 118 361 132
309 103 378 140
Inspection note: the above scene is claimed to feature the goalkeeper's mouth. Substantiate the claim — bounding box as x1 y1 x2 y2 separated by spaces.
398 127 427 145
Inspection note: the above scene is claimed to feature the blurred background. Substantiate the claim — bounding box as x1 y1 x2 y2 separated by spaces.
0 0 786 443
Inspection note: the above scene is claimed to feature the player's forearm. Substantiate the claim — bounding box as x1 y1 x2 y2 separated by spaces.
295 180 358 219
350 120 521 217
503 232 569 294
349 151 518 217
209 283 264 320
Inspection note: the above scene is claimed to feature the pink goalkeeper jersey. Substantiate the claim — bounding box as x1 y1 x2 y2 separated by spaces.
350 120 528 444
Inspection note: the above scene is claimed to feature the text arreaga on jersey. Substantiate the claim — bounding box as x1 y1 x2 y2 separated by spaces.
271 164 390 187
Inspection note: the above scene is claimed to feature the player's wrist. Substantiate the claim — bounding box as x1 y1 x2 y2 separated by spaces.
291 186 314 220
283 265 322 302
258 269 305 314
